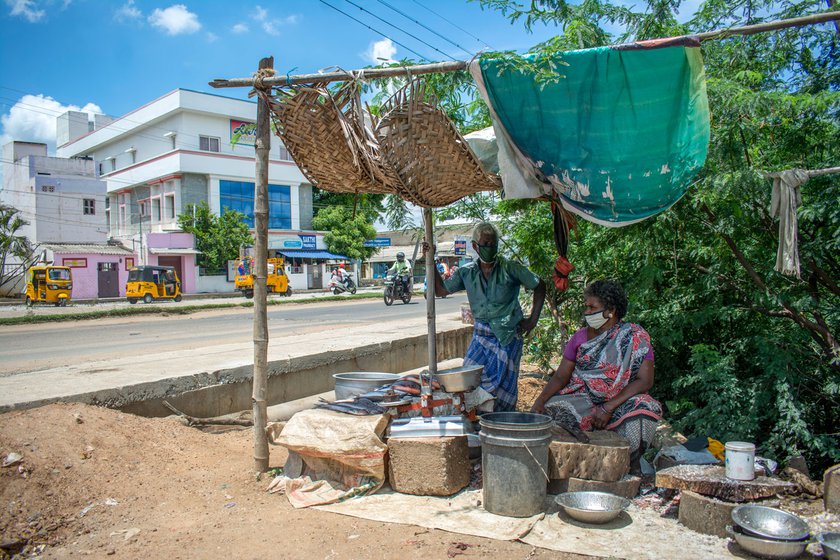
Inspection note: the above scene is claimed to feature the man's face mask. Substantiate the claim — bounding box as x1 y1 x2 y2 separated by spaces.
475 242 498 264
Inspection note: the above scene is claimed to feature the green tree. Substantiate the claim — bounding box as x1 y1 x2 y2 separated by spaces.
177 201 253 271
311 206 378 260
0 204 34 293
443 0 839 469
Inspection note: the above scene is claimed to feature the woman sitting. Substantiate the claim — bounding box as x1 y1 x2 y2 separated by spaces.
531 279 662 470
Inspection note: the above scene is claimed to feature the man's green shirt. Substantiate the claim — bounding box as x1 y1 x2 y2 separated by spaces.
443 256 540 345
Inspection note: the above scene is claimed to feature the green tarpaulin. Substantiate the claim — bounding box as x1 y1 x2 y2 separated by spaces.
471 42 710 226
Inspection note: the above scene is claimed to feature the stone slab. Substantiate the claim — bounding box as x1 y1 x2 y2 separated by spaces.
678 490 781 538
388 436 470 496
548 430 630 482
825 464 840 513
656 465 795 502
548 475 642 499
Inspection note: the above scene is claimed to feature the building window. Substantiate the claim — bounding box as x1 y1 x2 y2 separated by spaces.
165 195 176 220
278 142 292 162
139 200 149 218
153 198 162 222
199 135 220 152
83 199 95 215
219 180 291 229
110 158 116 172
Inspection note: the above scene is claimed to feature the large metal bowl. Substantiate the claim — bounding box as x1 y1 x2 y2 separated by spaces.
818 533 840 560
727 525 810 560
731 505 810 542
555 491 630 524
435 364 483 393
333 372 400 400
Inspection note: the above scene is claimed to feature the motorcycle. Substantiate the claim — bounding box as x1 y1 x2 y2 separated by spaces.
329 274 357 295
384 273 412 306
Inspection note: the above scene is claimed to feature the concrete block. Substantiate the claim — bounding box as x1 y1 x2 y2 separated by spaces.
548 431 630 482
548 475 642 499
678 490 780 538
825 464 840 513
388 436 470 496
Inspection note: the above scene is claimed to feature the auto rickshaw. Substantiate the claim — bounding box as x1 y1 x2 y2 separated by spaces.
24 265 72 307
234 256 292 298
126 265 182 304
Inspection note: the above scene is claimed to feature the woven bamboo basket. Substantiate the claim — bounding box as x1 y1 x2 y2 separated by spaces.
267 81 400 195
375 81 501 208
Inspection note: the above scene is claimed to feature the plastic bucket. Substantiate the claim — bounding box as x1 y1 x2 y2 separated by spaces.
725 441 756 480
479 412 553 517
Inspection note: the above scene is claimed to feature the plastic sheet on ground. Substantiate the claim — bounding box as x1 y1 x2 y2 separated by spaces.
273 409 389 508
317 488 739 559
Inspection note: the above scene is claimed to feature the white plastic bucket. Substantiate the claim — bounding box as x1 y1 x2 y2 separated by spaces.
725 441 756 480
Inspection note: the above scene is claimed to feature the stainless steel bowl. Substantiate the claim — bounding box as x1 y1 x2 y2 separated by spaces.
435 364 483 393
554 491 630 524
333 372 400 400
727 525 809 559
818 532 840 560
731 505 810 542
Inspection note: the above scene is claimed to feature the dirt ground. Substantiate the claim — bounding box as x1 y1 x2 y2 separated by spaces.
0 404 588 560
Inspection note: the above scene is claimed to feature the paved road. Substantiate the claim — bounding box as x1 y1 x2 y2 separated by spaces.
0 294 467 375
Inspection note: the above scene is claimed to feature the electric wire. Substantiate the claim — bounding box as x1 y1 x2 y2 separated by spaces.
318 0 432 62
340 0 457 61
374 0 475 57
408 0 494 50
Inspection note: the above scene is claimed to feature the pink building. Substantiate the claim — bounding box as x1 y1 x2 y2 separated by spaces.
42 243 137 299
144 232 199 294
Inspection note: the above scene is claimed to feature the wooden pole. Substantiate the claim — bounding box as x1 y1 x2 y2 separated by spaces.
423 208 437 379
252 56 273 473
208 12 840 89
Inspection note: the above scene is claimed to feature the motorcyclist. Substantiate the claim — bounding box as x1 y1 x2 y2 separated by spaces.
387 252 412 294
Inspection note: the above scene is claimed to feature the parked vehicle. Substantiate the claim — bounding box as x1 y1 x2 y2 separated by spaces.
234 257 292 298
24 265 72 307
384 273 412 306
126 265 182 304
328 269 357 295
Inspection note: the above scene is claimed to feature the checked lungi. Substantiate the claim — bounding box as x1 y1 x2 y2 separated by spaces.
463 320 523 412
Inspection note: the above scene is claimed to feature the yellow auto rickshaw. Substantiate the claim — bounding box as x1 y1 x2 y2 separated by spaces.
24 265 72 307
126 265 182 304
234 256 292 298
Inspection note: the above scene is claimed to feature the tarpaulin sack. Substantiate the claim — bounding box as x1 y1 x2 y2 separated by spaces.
471 39 710 227
274 409 389 508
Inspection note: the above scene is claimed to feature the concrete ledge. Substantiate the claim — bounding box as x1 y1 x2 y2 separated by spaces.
0 322 473 419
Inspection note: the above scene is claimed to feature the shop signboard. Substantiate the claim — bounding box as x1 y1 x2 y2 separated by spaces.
454 238 467 256
230 119 257 147
363 237 391 247
299 235 317 249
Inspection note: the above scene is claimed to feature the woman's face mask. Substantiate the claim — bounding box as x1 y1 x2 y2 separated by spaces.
584 309 610 329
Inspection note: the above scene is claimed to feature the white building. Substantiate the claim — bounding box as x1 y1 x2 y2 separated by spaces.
56 89 344 292
2 141 108 245
1 141 137 299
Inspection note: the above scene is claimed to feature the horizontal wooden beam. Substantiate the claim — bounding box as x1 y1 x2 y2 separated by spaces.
209 11 840 89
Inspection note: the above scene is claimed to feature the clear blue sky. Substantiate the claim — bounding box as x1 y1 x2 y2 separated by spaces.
0 0 572 150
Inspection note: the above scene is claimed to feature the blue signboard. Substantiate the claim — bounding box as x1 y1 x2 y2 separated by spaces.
454 239 467 256
282 239 303 249
363 237 391 247
299 235 317 249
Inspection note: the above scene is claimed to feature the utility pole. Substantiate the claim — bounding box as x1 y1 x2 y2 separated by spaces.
423 208 437 377
252 56 273 473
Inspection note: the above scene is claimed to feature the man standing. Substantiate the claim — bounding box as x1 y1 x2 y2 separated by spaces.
430 222 546 411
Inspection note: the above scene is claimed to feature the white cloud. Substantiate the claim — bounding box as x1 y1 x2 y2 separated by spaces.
114 0 141 22
367 38 397 64
0 94 102 153
6 0 45 22
231 22 248 33
206 31 218 42
251 5 298 36
148 4 201 36
262 20 278 36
